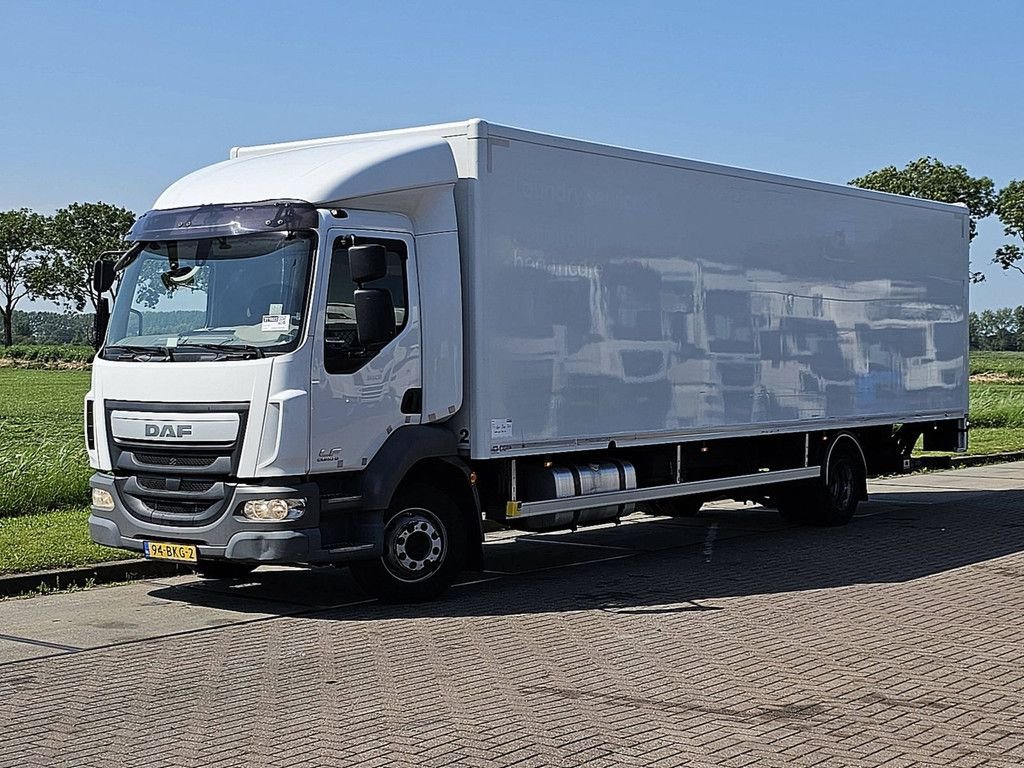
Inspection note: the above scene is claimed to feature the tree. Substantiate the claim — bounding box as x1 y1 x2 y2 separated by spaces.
994 179 1024 277
29 202 136 313
0 208 47 346
19 310 93 345
850 157 997 282
970 305 1024 351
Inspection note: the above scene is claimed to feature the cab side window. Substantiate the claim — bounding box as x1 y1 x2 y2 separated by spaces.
323 237 408 374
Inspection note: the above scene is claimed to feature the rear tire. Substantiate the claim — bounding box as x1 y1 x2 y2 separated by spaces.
819 445 864 526
349 484 467 603
194 562 257 580
775 444 864 527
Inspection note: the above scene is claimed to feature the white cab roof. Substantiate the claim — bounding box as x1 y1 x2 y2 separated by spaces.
153 133 459 210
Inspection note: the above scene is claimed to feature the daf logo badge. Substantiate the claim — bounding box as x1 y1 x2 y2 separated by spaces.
145 423 193 438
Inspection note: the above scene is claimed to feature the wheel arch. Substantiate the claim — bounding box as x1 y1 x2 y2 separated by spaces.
398 457 484 571
361 425 459 510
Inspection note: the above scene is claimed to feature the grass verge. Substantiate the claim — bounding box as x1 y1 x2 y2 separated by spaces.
960 427 1024 455
969 384 1024 428
0 368 92 517
970 350 1024 380
0 506 126 575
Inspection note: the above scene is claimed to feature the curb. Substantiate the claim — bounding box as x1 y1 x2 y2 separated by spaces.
915 450 1024 471
0 559 188 598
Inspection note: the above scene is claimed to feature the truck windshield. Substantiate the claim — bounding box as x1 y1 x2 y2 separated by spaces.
102 232 315 359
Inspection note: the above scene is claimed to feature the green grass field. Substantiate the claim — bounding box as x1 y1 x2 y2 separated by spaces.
0 507 125 575
962 352 1024 454
969 351 1024 380
0 354 1023 575
0 369 93 516
0 369 126 574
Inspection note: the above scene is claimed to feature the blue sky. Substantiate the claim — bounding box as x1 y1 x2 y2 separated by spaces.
2 0 1021 310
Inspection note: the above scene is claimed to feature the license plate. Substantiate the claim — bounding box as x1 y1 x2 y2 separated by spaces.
143 540 198 563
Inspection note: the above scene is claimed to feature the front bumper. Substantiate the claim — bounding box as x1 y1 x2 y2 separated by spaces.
88 473 381 565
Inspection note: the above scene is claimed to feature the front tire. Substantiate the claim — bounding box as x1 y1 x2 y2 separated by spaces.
349 484 467 603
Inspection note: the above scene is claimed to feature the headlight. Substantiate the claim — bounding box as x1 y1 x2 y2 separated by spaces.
241 498 305 521
92 488 115 510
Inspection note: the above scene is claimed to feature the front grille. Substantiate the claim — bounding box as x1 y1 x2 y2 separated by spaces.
136 476 216 493
105 401 248 528
135 453 218 468
180 479 216 492
144 499 211 515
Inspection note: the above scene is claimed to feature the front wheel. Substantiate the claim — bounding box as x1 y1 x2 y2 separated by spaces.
349 484 467 603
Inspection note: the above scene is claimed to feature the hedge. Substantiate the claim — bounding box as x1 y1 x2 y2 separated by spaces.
0 344 95 364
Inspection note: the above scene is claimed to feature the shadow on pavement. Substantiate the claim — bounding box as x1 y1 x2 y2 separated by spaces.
145 485 1024 621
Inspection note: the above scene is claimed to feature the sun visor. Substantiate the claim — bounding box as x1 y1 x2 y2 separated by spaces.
127 200 319 242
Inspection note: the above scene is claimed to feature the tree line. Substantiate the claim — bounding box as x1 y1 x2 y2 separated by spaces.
971 307 1024 352
0 203 135 346
6 309 94 346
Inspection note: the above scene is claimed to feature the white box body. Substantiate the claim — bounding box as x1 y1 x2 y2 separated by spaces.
436 123 968 459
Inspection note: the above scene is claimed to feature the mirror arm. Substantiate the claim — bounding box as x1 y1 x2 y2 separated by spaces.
113 243 143 271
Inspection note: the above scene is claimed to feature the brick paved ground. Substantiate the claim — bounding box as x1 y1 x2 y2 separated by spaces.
1 464 1022 767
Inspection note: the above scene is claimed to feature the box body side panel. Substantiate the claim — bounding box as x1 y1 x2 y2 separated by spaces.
463 137 969 458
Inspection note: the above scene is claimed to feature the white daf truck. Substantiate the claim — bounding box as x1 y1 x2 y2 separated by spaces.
86 119 969 601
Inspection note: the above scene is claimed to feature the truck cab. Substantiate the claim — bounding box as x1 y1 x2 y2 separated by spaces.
87 134 476 601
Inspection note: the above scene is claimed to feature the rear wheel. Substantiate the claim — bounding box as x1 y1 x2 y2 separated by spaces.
775 442 864 527
819 445 863 526
349 484 467 603
194 561 257 580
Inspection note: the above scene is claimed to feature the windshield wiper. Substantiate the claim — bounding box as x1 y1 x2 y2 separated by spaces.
176 342 267 359
103 344 176 361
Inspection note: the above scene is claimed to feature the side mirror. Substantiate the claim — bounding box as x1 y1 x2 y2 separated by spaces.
348 244 388 284
353 288 396 346
92 259 117 294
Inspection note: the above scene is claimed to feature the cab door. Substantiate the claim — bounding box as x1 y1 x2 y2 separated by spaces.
309 228 421 473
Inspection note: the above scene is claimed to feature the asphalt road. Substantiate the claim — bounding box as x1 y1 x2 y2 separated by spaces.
1 463 1023 767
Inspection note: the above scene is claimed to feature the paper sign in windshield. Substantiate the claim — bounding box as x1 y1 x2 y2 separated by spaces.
261 314 291 332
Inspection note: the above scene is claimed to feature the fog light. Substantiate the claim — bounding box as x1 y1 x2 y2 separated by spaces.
92 488 115 510
241 498 305 521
